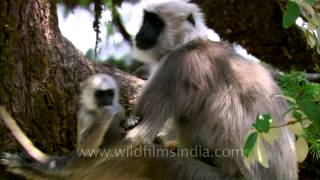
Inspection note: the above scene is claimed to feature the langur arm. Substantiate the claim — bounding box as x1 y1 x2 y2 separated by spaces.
77 121 110 149
125 91 173 143
126 61 177 143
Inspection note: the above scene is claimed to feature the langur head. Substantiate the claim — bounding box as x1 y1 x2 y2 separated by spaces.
132 0 208 65
79 74 120 114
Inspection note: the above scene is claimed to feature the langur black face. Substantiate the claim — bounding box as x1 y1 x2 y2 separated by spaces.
95 89 115 108
135 10 165 50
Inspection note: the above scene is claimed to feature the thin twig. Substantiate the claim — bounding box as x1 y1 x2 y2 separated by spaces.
111 3 132 45
270 120 297 129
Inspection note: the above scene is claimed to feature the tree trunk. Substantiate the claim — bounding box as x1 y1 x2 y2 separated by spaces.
0 0 143 178
192 0 320 72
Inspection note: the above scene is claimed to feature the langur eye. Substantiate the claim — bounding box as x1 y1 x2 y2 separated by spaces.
95 89 115 107
155 20 163 27
95 89 114 99
187 14 195 26
105 89 115 97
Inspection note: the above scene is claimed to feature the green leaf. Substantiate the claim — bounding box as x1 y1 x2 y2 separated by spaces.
298 99 320 127
283 1 300 28
254 114 271 133
308 83 320 96
244 132 258 157
293 110 302 120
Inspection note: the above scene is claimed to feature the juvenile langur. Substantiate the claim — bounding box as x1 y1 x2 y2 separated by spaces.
0 105 228 179
77 73 124 149
128 0 298 179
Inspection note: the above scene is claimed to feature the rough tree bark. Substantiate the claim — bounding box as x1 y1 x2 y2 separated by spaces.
192 0 320 72
0 0 143 178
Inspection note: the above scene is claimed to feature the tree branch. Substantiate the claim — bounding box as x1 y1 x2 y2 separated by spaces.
111 3 132 45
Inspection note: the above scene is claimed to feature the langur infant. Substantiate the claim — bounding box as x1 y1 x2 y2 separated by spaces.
77 73 123 149
0 74 228 180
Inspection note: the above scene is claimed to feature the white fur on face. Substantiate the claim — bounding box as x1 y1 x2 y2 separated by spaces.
131 0 209 66
131 45 158 65
80 74 119 111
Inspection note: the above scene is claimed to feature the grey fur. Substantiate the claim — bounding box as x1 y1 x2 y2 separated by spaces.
77 73 122 149
129 38 298 180
127 1 298 179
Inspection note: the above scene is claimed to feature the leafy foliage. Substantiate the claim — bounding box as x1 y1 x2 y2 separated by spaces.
283 1 300 28
243 114 280 167
279 71 320 158
279 71 320 100
243 131 258 157
282 0 320 53
253 114 272 133
304 130 320 159
279 72 320 131
244 71 320 167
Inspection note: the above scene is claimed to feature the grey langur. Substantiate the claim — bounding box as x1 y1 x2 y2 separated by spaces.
0 73 229 180
128 0 298 179
77 73 123 149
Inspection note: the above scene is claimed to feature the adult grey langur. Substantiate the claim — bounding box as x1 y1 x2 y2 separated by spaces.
0 74 228 180
127 0 298 179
